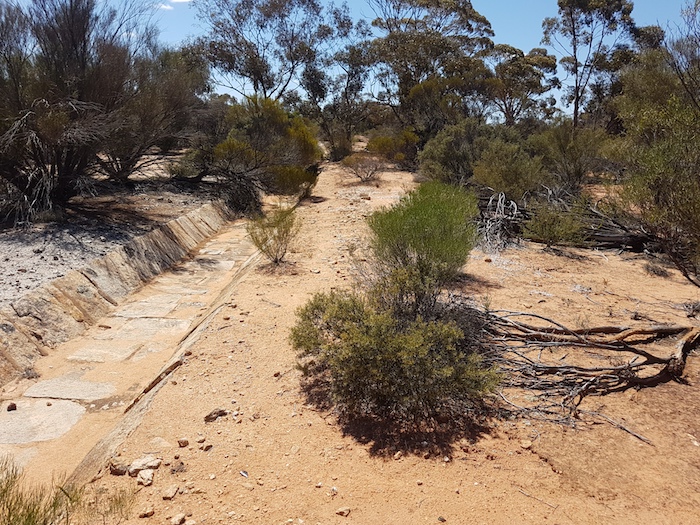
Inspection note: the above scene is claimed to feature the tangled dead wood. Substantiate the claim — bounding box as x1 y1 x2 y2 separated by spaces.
478 309 700 441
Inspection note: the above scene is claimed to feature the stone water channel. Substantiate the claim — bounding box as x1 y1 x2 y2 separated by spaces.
0 203 259 485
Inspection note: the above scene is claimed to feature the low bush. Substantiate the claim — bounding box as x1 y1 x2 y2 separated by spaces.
247 207 301 264
366 128 419 168
291 291 498 427
527 121 606 193
269 165 319 198
291 181 496 437
341 153 384 182
523 200 587 247
472 139 548 201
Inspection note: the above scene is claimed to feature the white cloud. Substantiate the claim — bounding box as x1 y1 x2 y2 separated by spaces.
158 3 174 9
171 0 192 3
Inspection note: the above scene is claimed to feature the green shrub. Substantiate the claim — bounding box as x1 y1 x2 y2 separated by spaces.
291 291 499 426
247 207 301 264
367 181 478 318
417 118 485 185
341 153 384 182
366 128 419 167
269 165 319 198
207 97 322 210
472 139 548 201
524 200 587 247
527 121 606 193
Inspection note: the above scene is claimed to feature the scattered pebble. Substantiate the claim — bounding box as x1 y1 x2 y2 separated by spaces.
109 461 128 476
137 469 154 486
162 485 179 500
128 455 162 477
204 408 228 423
178 438 189 448
335 507 351 517
170 513 186 525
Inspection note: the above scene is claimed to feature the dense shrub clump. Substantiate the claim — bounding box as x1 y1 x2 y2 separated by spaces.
292 291 498 427
291 181 498 436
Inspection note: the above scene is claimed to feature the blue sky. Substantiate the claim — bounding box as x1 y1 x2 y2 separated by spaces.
155 0 689 50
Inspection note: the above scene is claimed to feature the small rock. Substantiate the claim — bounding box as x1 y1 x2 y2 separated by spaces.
199 444 213 452
178 438 189 448
195 437 206 444
170 461 186 474
416 480 424 486
6 402 17 412
137 469 154 486
242 482 255 491
138 507 155 518
335 507 351 517
204 408 228 423
128 455 162 476
109 461 129 476
171 513 186 525
273 371 281 377
520 440 533 450
162 485 179 500
438 517 447 523
393 451 403 460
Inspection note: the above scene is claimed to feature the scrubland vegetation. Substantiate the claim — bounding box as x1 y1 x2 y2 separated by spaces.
3 0 700 507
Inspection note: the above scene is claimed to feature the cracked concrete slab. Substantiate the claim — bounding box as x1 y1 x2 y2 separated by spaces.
24 374 116 401
91 318 191 341
67 340 143 362
115 294 181 318
0 399 85 443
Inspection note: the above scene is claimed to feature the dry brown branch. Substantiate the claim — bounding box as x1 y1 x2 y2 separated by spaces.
481 309 700 432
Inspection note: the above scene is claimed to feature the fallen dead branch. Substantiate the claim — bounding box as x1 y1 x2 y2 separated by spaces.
476 308 700 439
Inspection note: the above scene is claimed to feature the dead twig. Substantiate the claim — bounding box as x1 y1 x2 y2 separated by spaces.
517 488 559 509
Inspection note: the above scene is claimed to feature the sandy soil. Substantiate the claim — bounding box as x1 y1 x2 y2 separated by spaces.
44 161 696 525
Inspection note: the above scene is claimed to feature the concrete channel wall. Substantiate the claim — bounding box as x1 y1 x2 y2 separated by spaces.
0 201 235 387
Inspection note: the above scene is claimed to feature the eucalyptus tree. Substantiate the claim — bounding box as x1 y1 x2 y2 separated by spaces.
367 0 494 140
297 12 373 160
542 0 635 128
485 44 559 126
194 0 351 101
